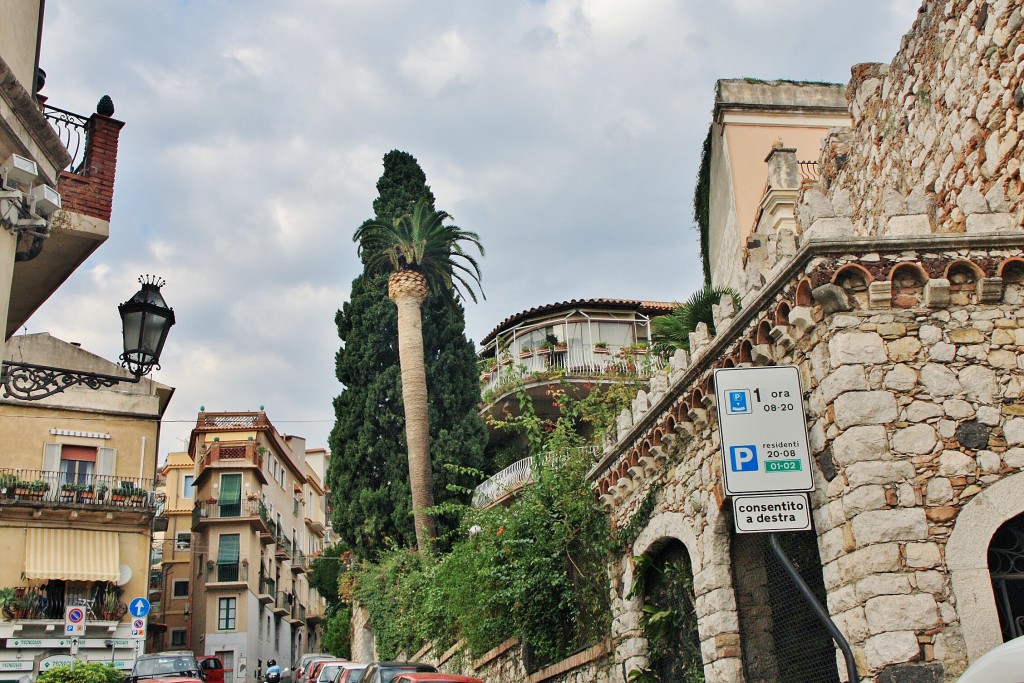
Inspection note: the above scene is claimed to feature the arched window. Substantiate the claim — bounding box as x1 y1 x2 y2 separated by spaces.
946 260 983 306
632 539 703 681
989 512 1024 640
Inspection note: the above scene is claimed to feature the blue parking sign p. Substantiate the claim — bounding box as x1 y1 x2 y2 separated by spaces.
727 390 750 414
729 445 759 472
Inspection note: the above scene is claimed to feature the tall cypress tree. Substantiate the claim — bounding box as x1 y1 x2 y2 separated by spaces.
328 150 487 559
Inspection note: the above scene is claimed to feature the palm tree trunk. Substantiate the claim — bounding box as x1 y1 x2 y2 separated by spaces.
388 270 436 551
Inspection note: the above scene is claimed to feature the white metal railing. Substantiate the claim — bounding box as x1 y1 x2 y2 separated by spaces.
480 344 661 398
472 447 600 507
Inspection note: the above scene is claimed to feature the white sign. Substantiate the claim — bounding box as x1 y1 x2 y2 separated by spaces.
64 606 86 635
0 662 34 672
132 615 147 638
40 655 75 671
733 493 812 533
714 365 813 495
8 638 133 648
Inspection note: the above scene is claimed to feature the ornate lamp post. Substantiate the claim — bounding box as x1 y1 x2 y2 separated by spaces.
1 276 175 400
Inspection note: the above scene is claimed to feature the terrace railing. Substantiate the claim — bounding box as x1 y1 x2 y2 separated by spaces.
0 469 154 510
472 447 600 507
42 104 89 174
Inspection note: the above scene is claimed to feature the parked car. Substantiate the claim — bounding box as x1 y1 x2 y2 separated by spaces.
296 654 332 683
129 651 205 683
956 635 1024 682
197 656 225 683
356 662 437 683
313 660 351 683
307 658 342 683
335 665 366 683
391 675 483 683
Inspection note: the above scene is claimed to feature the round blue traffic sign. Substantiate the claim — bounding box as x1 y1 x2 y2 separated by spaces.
129 597 151 618
67 608 84 623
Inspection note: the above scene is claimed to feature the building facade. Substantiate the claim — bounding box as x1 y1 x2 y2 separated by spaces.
0 333 172 678
186 411 328 683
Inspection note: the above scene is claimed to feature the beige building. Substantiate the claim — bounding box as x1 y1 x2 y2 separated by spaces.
705 79 849 294
149 451 198 652
183 411 328 683
0 333 172 677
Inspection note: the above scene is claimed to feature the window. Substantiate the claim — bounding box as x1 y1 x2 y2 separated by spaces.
182 474 195 499
293 494 299 516
217 534 240 582
219 474 242 517
217 597 236 630
171 629 187 647
172 580 189 598
43 444 116 487
175 532 191 550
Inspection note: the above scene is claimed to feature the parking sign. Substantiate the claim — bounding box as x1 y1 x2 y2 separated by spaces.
714 365 813 495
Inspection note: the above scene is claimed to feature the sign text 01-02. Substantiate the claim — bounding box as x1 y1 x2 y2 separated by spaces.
714 365 813 496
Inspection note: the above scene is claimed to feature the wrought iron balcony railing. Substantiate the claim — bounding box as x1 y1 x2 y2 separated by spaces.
0 469 155 510
2 582 126 621
192 499 267 527
472 447 599 507
42 104 89 174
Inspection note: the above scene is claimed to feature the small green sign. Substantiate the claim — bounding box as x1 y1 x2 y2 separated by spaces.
766 460 802 473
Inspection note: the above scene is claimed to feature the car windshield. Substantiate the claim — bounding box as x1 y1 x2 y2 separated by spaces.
134 656 198 678
318 666 343 681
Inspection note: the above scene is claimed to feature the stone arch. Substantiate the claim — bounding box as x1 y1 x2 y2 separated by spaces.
756 319 773 345
738 339 753 364
889 262 928 308
775 301 792 326
832 263 872 309
999 258 1024 282
946 260 984 306
947 473 1024 662
722 357 736 368
795 278 814 307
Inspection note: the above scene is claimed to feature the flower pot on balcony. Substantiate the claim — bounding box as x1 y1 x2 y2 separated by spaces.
593 345 610 354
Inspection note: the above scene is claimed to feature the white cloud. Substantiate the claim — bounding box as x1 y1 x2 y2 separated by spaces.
30 0 914 460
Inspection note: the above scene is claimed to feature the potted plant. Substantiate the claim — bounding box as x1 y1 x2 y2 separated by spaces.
0 587 16 619
0 474 15 497
95 484 109 502
110 487 127 503
546 334 567 352
593 341 610 354
519 343 534 359
14 480 30 497
537 339 554 356
29 480 49 499
79 484 95 502
60 483 78 501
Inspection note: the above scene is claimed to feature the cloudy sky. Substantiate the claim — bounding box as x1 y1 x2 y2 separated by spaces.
28 0 920 460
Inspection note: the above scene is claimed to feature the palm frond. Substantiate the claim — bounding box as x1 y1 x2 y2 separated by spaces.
650 286 739 352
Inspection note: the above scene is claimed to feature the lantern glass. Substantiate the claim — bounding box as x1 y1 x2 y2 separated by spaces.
119 277 175 377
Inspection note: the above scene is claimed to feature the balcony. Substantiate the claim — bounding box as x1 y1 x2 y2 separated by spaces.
271 591 289 616
191 499 270 532
274 535 292 560
1 581 126 622
257 576 275 604
290 551 308 574
0 469 155 512
472 447 599 508
195 442 266 485
288 601 306 625
8 101 123 338
304 515 326 536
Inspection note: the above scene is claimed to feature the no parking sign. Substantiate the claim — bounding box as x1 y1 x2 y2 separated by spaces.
132 617 147 638
64 606 85 635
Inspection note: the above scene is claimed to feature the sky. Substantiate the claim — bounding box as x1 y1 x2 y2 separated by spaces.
26 0 921 461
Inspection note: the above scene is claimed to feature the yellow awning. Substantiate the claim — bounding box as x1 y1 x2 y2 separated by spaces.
24 529 121 582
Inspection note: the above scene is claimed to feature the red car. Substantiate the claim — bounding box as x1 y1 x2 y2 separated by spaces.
391 675 483 683
196 656 225 683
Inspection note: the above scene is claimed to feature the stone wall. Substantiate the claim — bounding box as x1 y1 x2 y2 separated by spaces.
812 0 1023 239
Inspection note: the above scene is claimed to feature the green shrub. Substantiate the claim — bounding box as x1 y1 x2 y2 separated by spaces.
36 662 125 683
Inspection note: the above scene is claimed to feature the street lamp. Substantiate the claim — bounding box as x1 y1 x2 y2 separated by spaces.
1 275 175 400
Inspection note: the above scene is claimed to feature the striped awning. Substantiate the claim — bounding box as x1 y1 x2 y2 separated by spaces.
24 529 121 582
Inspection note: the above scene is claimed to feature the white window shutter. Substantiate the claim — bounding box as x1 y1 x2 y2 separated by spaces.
97 448 116 477
42 444 61 472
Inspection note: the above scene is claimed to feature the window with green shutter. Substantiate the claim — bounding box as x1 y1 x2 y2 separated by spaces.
216 533 240 582
219 473 242 517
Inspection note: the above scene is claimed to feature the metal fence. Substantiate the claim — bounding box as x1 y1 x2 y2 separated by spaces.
732 531 840 683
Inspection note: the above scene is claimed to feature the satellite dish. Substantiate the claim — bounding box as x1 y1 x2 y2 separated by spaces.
116 564 132 586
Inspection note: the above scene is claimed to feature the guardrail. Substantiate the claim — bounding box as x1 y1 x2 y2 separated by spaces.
0 469 155 510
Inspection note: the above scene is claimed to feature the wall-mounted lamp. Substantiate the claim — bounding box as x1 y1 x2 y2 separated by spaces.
1 276 175 400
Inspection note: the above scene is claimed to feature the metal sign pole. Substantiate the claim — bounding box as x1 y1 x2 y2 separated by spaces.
768 533 859 683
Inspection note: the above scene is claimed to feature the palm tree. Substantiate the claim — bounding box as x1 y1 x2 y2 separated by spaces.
651 286 739 354
353 198 484 551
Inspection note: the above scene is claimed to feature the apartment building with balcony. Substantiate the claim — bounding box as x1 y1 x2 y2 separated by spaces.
148 451 196 652
0 333 173 677
187 411 328 681
475 298 674 507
